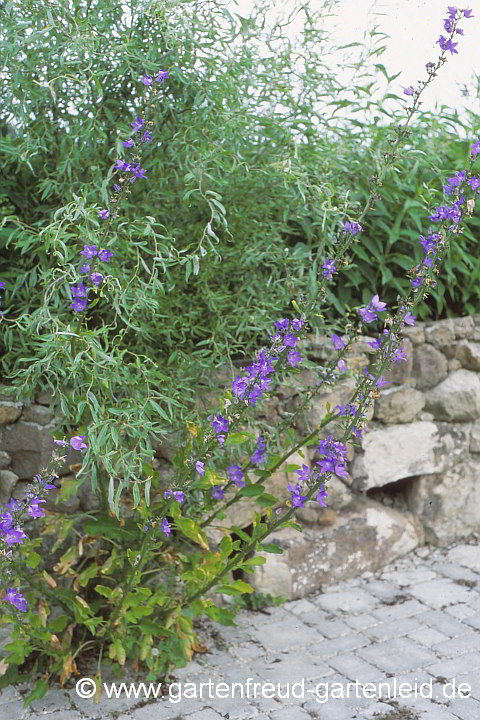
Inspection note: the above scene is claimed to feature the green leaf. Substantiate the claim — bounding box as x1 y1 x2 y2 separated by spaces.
49 614 69 632
257 543 284 554
174 516 210 551
125 606 153 622
224 431 255 446
238 556 266 568
204 605 237 626
219 534 233 557
216 579 253 595
76 563 100 586
95 585 113 598
127 548 142 568
230 526 252 543
26 551 42 569
22 678 49 708
83 518 136 539
139 621 177 638
147 398 171 423
255 493 278 507
239 484 265 497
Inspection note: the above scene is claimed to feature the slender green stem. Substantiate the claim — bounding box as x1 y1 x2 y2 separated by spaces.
199 408 339 529
97 528 151 640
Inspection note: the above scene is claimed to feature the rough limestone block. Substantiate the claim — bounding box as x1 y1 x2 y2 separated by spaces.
424 318 456 347
0 469 19 506
411 343 448 390
0 451 11 470
373 384 426 424
453 340 480 372
21 403 55 425
287 375 374 437
471 419 480 453
382 337 413 386
249 499 422 599
453 315 475 339
0 402 23 427
350 421 440 491
0 420 85 480
405 458 480 545
424 369 480 422
400 322 425 346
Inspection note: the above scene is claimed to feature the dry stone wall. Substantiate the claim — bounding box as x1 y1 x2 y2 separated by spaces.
1 313 480 601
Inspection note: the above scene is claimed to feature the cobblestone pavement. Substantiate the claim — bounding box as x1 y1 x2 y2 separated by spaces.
1 539 480 720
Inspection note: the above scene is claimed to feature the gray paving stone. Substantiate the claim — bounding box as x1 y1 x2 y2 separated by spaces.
0 700 29 720
414 609 471 637
444 603 478 620
426 650 480 678
431 677 474 704
433 631 480 658
344 613 380 631
28 688 72 714
363 616 424 641
171 660 217 678
27 712 84 720
219 667 270 687
463 615 480 630
432 561 480 584
187 693 257 720
357 636 438 673
408 579 476 609
293 610 332 627
283 599 318 616
236 608 292 630
273 705 312 720
327 654 385 683
249 619 325 652
371 599 427 622
456 670 480 701
357 703 399 718
381 567 438 585
133 691 211 718
0 687 19 707
309 632 371 658
300 672 372 714
406 626 450 647
300 703 353 720
447 695 480 719
363 579 407 603
119 698 181 719
315 588 380 615
397 700 459 719
315 619 352 639
201 651 241 669
374 670 437 700
184 709 226 720
447 545 480 572
465 594 480 613
77 685 148 714
249 692 284 715
249 652 332 684
228 643 266 660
